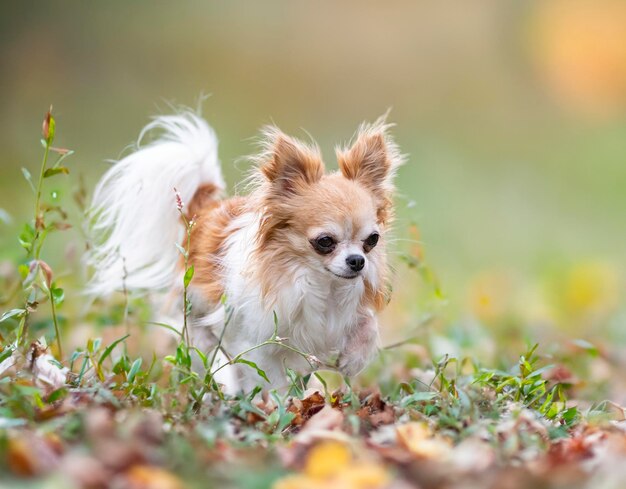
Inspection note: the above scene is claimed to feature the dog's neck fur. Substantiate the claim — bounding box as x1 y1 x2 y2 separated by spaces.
274 265 365 357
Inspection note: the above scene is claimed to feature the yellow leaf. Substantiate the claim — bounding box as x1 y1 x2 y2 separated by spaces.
124 465 184 489
335 463 390 488
304 441 352 479
396 422 451 460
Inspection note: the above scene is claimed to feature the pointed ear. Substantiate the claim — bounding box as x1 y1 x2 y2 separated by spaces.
258 126 323 194
336 116 404 198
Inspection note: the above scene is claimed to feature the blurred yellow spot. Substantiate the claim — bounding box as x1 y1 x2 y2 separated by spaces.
396 422 452 459
334 464 390 488
563 262 619 315
124 465 184 489
304 441 352 479
528 0 626 118
468 271 513 321
273 441 390 489
409 224 424 262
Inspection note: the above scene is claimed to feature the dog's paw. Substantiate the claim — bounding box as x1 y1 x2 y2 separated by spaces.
337 313 379 377
337 349 372 377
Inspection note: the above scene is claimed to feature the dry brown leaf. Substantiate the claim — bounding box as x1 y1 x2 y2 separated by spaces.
7 433 60 476
37 260 53 288
289 391 326 427
356 391 396 429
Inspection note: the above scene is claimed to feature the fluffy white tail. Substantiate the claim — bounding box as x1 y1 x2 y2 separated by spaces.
86 112 224 295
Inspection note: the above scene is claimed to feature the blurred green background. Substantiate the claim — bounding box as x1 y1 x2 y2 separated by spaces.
1 1 625 355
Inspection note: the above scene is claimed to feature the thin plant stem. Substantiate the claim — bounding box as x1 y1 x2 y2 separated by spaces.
207 304 234 373
181 214 193 347
33 141 50 245
210 338 333 379
121 256 130 355
48 286 63 359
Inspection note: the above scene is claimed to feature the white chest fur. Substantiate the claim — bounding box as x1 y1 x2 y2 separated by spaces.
210 212 366 389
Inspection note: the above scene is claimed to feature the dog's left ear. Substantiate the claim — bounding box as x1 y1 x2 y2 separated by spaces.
336 115 404 202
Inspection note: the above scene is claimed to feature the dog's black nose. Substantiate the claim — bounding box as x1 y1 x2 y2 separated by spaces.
346 254 365 272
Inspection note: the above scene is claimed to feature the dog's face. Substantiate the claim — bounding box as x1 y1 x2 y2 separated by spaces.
305 177 380 280
288 175 382 284
254 118 402 299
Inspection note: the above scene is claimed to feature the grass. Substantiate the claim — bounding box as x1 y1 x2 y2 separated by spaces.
0 110 624 489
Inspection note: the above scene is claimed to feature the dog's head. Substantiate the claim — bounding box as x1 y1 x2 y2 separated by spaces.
251 116 404 308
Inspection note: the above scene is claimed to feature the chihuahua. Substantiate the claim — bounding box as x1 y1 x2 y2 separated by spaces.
87 111 403 392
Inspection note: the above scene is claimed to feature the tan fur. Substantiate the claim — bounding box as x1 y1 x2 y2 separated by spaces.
187 193 248 303
188 119 401 314
186 183 221 219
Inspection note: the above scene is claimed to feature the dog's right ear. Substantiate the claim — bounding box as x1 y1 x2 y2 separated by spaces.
258 126 324 195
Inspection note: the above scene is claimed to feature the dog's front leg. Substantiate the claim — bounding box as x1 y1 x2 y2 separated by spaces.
337 311 380 377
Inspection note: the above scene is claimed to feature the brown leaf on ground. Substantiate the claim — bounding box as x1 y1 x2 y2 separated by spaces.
547 433 596 465
7 432 61 476
289 391 326 427
119 465 185 489
300 405 345 436
356 391 395 428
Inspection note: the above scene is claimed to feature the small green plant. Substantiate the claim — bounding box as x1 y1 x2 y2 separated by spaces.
473 344 578 427
1 108 73 361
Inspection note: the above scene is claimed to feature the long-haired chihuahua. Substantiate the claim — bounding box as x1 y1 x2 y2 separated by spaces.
87 111 404 392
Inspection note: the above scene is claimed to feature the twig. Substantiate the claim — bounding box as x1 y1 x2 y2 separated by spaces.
382 314 435 350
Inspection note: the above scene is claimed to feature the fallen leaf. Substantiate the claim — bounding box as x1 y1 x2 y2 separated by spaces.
275 441 390 489
396 423 451 460
333 463 390 489
7 433 60 476
289 391 326 427
122 465 184 489
301 405 345 434
304 441 352 479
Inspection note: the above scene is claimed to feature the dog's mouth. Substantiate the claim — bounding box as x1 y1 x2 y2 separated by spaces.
325 267 360 280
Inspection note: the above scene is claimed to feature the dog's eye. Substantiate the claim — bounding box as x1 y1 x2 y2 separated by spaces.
311 235 336 254
363 232 379 252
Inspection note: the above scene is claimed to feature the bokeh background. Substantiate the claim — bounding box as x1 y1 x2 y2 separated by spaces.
1 1 625 392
